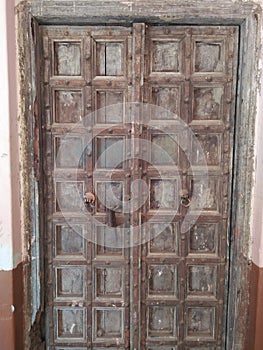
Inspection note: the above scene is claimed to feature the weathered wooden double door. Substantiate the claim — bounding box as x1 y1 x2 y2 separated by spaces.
40 24 238 349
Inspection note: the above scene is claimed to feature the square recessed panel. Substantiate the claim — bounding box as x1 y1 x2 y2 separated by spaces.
190 177 221 213
55 266 85 299
152 41 181 73
150 179 178 210
147 306 177 339
95 90 124 124
192 134 221 166
96 136 125 169
55 224 85 258
95 42 125 76
54 90 83 123
94 266 124 300
189 223 219 256
55 181 84 212
96 181 123 213
194 40 224 72
55 307 86 341
93 225 124 258
193 87 223 121
151 134 178 165
148 223 178 255
186 307 216 340
187 265 217 299
54 42 81 76
55 136 84 168
148 264 178 298
93 307 124 341
151 86 181 120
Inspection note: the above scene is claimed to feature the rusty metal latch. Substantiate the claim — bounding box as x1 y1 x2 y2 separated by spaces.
180 189 191 208
84 192 96 208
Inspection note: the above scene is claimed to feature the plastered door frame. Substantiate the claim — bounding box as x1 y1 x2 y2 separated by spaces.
15 1 261 349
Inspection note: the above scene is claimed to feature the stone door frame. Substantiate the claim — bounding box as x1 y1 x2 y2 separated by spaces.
15 1 261 349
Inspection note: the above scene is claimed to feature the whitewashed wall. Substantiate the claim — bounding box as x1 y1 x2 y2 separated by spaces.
0 0 14 271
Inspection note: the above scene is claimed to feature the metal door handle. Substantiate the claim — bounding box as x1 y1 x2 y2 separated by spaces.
84 192 96 207
180 189 191 208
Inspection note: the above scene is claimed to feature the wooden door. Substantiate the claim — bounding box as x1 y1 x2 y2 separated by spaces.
40 24 238 349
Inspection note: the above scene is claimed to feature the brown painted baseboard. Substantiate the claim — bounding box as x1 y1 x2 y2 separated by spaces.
0 269 15 350
246 262 263 350
0 263 24 350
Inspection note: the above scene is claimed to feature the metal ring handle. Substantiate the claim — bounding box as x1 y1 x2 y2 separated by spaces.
84 192 96 207
181 197 191 208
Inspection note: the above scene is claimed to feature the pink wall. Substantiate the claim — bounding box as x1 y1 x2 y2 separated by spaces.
251 18 263 268
0 1 20 349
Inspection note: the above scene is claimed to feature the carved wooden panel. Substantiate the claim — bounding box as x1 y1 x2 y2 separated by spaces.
92 307 125 341
93 266 125 300
148 264 178 298
54 223 86 259
147 223 179 255
95 41 125 76
187 265 217 299
151 40 181 73
54 90 83 124
188 223 219 257
147 306 178 338
141 25 237 349
194 40 224 73
95 90 124 124
186 307 216 340
54 41 81 76
192 86 223 121
191 177 221 213
42 26 132 350
95 136 125 169
192 134 221 167
96 181 123 213
150 179 179 210
42 25 238 349
55 307 86 341
151 133 178 165
92 224 124 258
55 181 84 212
151 86 181 119
55 266 86 299
55 136 84 168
